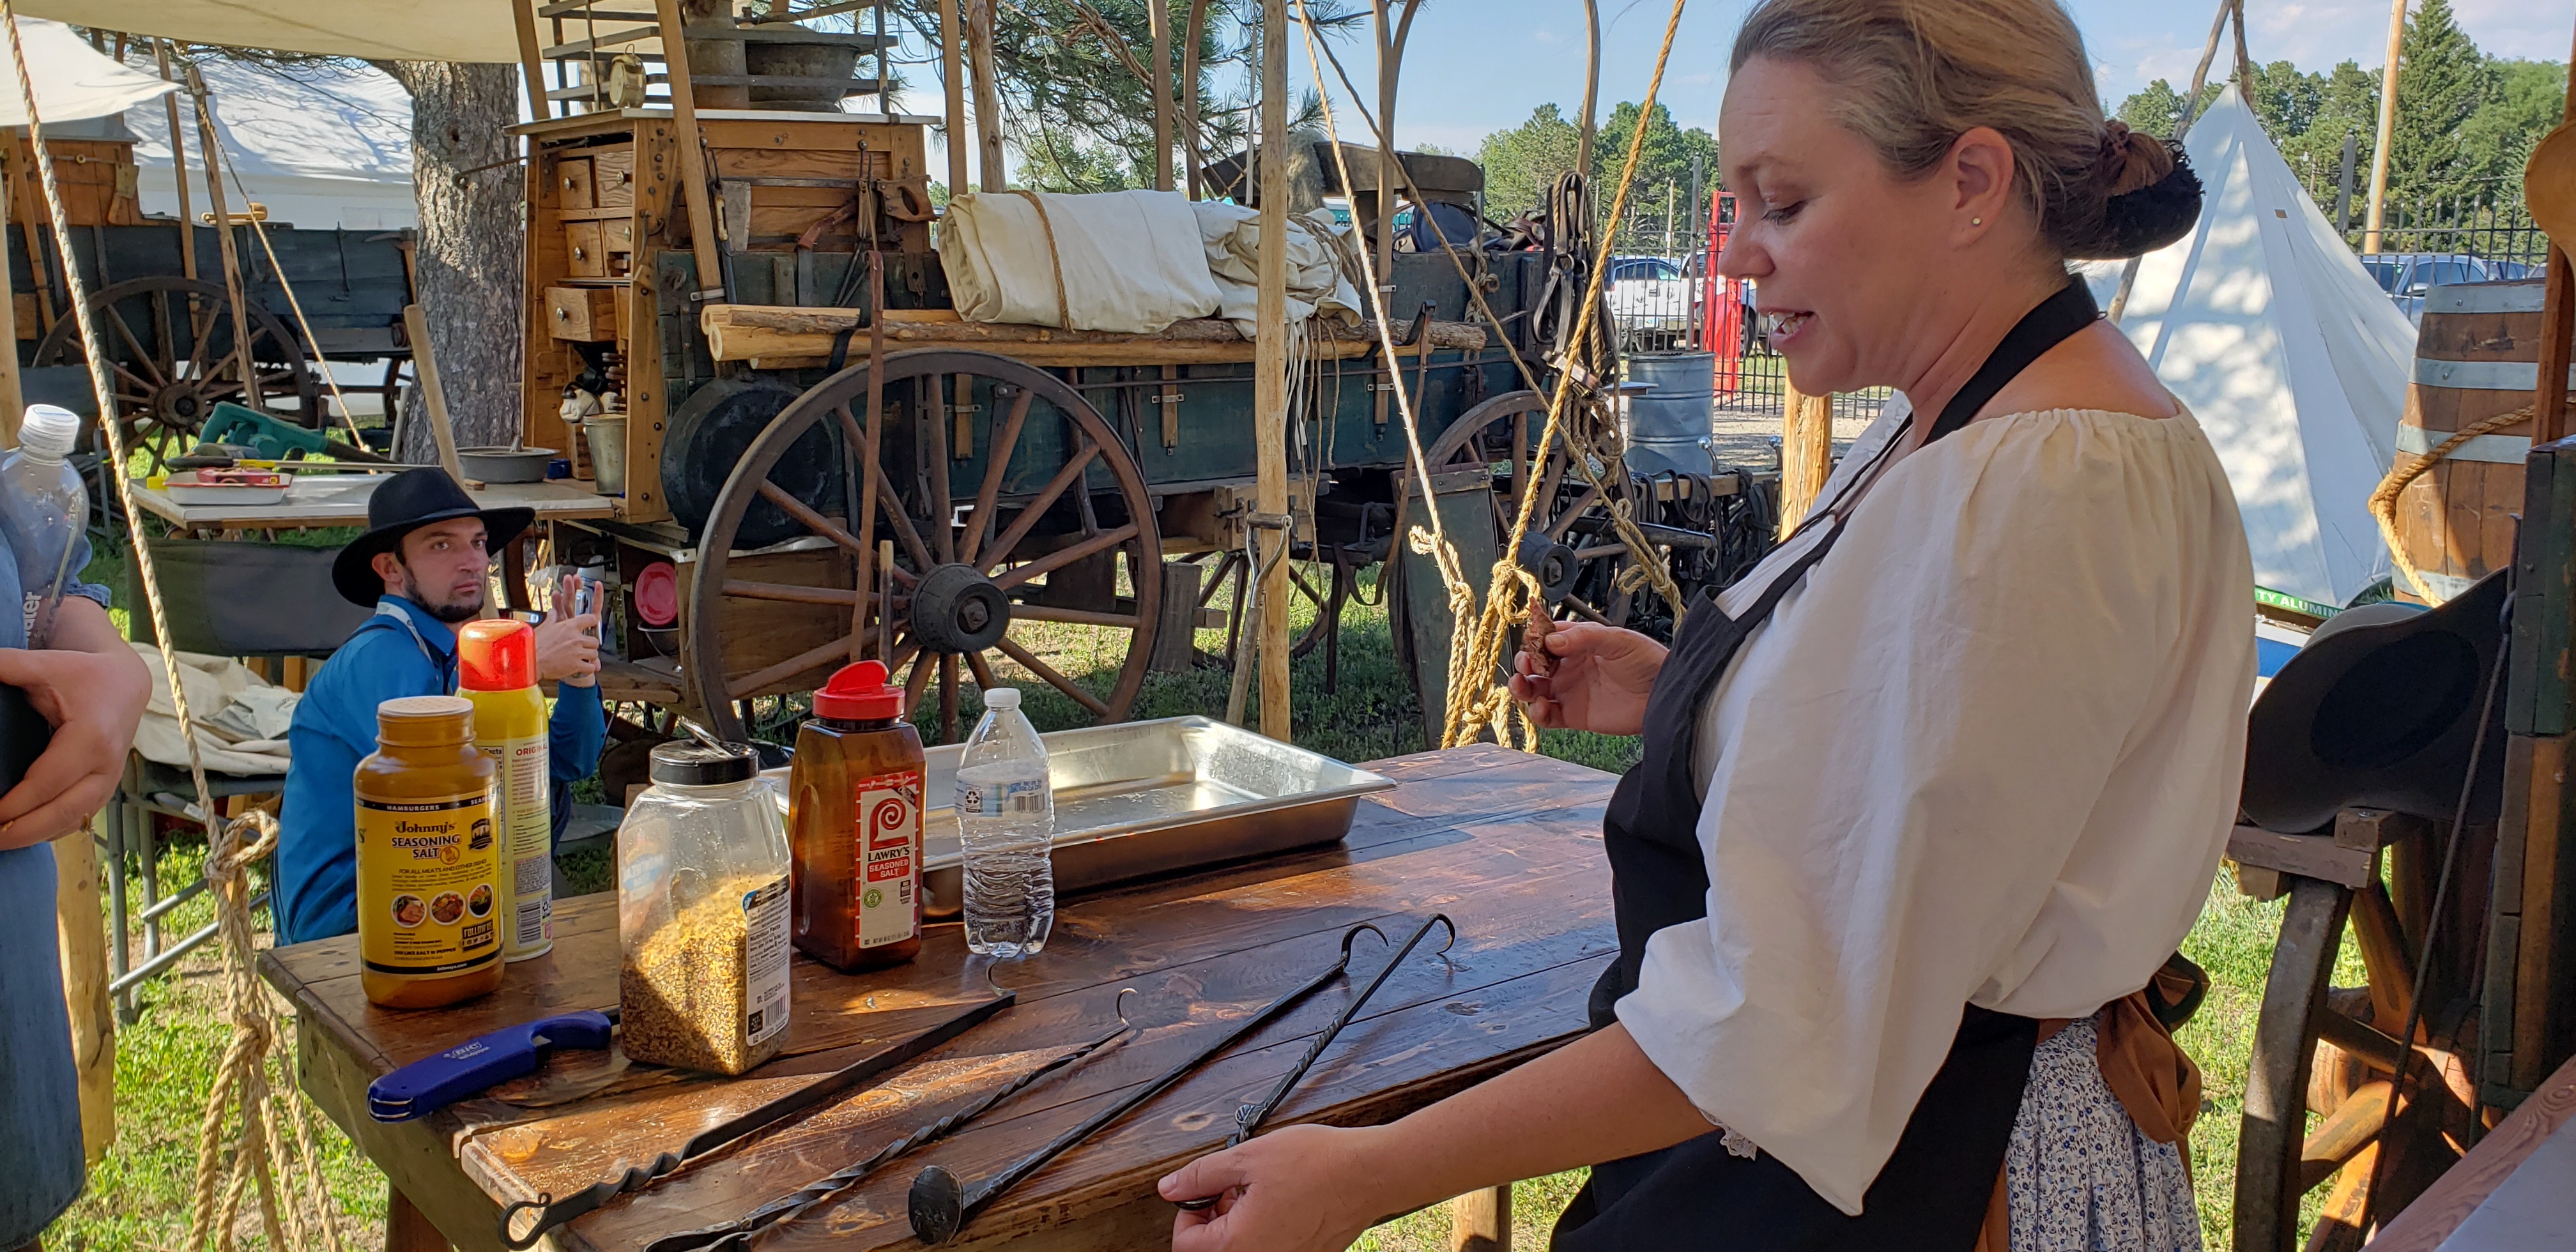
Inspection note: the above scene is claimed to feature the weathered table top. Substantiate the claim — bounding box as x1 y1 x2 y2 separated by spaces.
134 477 617 531
261 743 1619 1252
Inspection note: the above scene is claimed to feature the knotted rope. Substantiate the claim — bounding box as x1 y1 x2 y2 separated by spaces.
2369 401 2565 602
0 10 348 1248
1298 0 1692 749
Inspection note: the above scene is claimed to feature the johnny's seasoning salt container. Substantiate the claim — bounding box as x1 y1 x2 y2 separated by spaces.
790 660 924 971
617 742 793 1074
457 620 553 962
355 696 504 1009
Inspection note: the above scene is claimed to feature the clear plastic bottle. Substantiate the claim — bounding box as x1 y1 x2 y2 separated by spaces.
954 687 1055 958
617 742 795 1074
1 404 88 646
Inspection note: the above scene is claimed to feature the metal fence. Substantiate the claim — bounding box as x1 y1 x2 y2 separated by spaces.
2359 194 2549 274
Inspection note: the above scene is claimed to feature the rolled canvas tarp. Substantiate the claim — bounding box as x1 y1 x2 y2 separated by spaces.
20 1 530 64
939 189 1222 334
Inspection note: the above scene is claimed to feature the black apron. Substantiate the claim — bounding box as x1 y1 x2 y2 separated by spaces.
1552 280 2100 1252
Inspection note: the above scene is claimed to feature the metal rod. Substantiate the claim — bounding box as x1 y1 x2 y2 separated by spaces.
906 921 1393 1244
644 1005 1137 1252
1225 913 1453 1148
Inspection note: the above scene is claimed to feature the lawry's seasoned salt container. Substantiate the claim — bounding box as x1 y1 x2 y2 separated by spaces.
616 742 794 1074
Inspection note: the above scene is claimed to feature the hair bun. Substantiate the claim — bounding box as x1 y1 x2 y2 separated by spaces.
2071 139 2202 261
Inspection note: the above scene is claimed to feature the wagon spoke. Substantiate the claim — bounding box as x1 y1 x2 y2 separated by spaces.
903 650 936 712
963 648 999 692
104 308 164 386
940 654 960 741
961 387 1035 566
110 362 158 398
726 634 856 702
200 349 244 392
977 441 1100 573
995 635 1109 717
1009 604 1140 629
756 480 872 553
863 459 939 572
1548 484 1604 542
724 579 870 607
1560 595 1613 625
928 379 956 565
992 524 1138 593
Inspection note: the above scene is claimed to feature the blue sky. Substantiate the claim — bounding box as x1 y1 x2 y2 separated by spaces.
1279 0 2568 155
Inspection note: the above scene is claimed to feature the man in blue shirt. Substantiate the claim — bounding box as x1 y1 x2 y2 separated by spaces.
279 469 606 947
0 518 149 1250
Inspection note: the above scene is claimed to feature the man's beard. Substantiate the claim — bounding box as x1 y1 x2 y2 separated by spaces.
397 561 484 623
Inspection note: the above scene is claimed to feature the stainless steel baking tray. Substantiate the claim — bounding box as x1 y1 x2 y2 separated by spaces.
763 716 1392 916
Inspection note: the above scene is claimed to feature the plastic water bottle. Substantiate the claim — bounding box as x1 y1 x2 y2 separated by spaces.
0 405 87 646
954 687 1055 957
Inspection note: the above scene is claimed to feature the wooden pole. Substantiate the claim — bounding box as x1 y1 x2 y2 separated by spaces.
968 1 1006 192
1450 1186 1510 1252
1576 0 1599 179
1371 3 1422 288
55 821 113 1165
511 0 553 123
2362 0 2407 254
652 0 726 300
403 303 471 485
155 42 195 284
1255 0 1290 740
185 68 266 413
2106 0 2234 325
1777 384 1830 540
1182 0 1209 197
1149 0 1172 192
2531 25 2576 450
940 0 970 200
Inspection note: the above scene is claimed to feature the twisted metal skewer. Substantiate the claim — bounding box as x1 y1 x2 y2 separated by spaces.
643 991 1141 1252
1229 913 1455 1146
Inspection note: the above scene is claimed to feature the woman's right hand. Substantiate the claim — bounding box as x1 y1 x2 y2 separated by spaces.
1509 613 1664 735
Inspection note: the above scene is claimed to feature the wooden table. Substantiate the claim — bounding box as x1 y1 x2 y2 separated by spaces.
2370 1050 2576 1251
131 477 618 533
261 744 1620 1252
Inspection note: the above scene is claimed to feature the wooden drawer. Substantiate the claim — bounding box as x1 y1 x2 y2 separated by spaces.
593 149 636 208
602 218 634 277
546 286 618 342
564 220 606 278
556 157 595 210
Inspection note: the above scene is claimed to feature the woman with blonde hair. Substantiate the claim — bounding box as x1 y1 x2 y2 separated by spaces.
1161 1 2245 1249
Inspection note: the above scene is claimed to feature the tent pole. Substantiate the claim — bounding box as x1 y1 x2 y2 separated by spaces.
154 41 194 284
968 0 1004 191
1182 0 1208 197
1254 0 1290 740
2361 0 2407 254
940 0 969 200
183 67 265 413
1149 0 1172 191
2108 0 2235 325
1576 0 1598 180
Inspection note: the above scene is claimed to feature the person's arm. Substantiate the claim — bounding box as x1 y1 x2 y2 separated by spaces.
532 572 600 689
0 598 150 850
549 680 606 784
1162 1023 1710 1251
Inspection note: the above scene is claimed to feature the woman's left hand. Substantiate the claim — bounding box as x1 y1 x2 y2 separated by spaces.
1163 1125 1389 1252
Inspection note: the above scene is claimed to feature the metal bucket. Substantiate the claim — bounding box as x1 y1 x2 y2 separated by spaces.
1624 351 1717 477
585 416 628 496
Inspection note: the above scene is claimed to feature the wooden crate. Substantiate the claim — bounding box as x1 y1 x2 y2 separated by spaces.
4 138 142 227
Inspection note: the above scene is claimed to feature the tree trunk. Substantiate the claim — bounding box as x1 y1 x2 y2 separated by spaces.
376 61 524 459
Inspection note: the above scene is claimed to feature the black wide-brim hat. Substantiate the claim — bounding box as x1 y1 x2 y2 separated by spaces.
2241 569 2510 834
330 468 535 607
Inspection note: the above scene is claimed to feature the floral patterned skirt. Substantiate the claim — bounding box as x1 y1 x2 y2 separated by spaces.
2004 1014 2204 1252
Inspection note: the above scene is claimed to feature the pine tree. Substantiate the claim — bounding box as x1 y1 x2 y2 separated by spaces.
1477 104 1583 220
2387 0 2494 207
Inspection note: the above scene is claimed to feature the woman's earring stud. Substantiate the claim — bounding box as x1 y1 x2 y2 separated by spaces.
1971 216 1983 226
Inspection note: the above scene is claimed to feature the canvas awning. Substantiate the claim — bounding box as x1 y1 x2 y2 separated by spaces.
17 1 525 65
0 17 176 125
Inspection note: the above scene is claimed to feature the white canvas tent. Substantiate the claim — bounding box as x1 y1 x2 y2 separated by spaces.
17 1 521 63
0 17 173 124
2090 86 2417 610
122 57 415 231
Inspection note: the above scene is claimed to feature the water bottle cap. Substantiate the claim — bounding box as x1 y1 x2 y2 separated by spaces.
813 659 903 721
17 404 79 461
981 687 1020 712
456 618 535 691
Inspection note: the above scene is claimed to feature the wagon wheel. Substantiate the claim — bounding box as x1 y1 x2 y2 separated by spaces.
31 277 323 473
687 349 1162 744
2233 841 2481 1252
1408 390 1646 632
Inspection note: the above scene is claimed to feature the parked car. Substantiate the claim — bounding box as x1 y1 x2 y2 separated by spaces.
2359 252 2525 324
1609 255 1694 347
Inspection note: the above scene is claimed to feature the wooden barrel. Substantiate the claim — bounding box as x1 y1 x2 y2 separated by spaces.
2395 279 2553 603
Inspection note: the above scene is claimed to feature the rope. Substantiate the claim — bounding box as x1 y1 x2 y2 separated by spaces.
1298 0 1691 750
0 8 348 1250
2369 402 2563 602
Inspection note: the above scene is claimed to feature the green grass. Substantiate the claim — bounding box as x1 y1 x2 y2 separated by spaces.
47 561 2313 1250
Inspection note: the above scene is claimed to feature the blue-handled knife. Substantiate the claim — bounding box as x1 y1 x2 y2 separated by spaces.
369 1009 620 1122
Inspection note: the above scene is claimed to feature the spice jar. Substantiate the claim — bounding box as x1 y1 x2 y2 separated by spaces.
790 660 924 971
617 742 795 1074
355 696 504 1009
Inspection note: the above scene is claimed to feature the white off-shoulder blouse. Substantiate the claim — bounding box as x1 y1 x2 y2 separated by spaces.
1616 400 2255 1216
